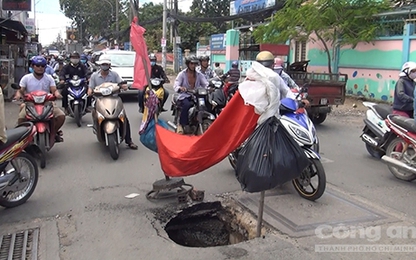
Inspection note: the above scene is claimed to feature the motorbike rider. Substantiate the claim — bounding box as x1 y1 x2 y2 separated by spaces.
174 55 209 134
392 61 416 118
196 55 215 80
273 57 300 90
14 56 65 141
87 55 138 150
214 62 224 78
53 55 66 73
138 53 170 113
223 61 241 83
255 51 310 107
59 51 90 114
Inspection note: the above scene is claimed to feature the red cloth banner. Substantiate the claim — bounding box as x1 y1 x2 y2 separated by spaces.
130 17 151 90
156 92 259 177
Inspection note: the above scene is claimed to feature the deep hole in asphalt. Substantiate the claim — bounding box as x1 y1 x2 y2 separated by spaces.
164 201 250 247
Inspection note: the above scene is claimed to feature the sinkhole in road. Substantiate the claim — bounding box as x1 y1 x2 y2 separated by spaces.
164 201 252 247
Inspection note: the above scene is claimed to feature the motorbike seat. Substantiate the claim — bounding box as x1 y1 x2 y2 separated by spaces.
390 115 416 133
0 125 31 151
374 104 393 119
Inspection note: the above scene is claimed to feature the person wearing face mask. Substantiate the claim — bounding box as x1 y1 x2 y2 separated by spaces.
393 61 416 118
59 51 89 114
138 53 170 113
87 55 138 149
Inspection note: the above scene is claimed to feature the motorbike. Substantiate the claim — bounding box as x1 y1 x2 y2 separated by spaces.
143 78 166 115
168 88 216 135
381 114 416 181
220 74 239 101
208 78 228 117
360 102 393 158
228 87 325 201
11 84 61 169
91 81 127 160
64 75 88 127
0 122 39 208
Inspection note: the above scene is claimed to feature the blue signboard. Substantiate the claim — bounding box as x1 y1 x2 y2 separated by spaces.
210 34 226 54
230 0 275 15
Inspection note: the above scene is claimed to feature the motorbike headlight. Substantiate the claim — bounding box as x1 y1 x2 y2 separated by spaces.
151 79 160 86
70 79 81 87
100 87 112 96
289 125 312 144
33 95 46 104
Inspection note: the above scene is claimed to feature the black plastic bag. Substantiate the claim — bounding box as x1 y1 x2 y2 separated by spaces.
236 116 310 193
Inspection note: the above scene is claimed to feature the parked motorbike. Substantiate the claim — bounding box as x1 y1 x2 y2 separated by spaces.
11 84 61 169
168 88 216 135
360 102 393 158
64 75 88 127
91 81 127 160
228 87 325 201
381 114 416 181
0 122 39 208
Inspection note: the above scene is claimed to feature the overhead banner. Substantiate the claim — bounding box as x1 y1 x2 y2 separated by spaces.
210 34 226 55
230 0 275 16
2 0 32 11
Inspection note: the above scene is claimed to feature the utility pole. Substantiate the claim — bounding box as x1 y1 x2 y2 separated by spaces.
169 0 173 44
115 0 119 44
162 0 167 70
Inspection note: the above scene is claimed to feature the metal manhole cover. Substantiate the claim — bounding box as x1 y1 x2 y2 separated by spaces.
0 228 39 260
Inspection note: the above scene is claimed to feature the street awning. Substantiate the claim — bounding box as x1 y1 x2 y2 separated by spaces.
0 18 27 35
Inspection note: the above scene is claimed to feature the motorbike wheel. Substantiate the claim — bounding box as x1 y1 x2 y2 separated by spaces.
385 137 416 181
74 104 81 127
311 113 327 125
292 159 326 201
196 119 213 135
38 133 47 169
108 133 119 160
0 153 39 208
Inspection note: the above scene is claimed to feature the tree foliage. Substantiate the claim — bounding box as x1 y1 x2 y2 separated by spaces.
59 0 128 44
253 0 393 73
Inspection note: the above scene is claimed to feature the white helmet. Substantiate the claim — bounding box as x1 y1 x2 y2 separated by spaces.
96 54 111 65
400 61 416 76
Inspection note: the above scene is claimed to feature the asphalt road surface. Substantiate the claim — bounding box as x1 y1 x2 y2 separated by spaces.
1 88 416 260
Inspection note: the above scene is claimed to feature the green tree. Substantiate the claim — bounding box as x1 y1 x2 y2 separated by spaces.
253 0 392 73
60 0 126 44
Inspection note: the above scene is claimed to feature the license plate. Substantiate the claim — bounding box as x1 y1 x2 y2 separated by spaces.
320 98 328 105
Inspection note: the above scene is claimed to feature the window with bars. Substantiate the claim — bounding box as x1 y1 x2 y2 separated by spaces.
294 41 307 62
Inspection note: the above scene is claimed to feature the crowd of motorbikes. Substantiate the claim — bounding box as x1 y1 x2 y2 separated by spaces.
0 69 328 209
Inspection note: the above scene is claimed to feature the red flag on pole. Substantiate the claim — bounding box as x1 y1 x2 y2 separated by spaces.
130 16 151 90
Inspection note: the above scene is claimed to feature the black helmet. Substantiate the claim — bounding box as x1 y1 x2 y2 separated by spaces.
185 55 199 66
148 53 157 62
256 51 274 68
199 55 210 62
70 51 80 58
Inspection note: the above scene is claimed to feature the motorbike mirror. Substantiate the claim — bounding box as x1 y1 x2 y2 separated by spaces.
10 83 20 90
